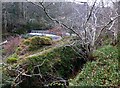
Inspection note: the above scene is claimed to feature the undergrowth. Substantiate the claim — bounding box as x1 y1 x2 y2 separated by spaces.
69 45 119 86
27 46 85 79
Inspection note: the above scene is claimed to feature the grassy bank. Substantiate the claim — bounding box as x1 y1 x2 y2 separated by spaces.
69 45 119 87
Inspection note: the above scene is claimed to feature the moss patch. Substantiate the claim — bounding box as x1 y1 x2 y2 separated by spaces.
6 54 19 64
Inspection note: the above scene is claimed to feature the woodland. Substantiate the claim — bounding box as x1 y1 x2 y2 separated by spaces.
1 0 120 88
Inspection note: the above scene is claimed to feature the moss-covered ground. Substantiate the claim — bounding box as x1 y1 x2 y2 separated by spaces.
69 45 119 87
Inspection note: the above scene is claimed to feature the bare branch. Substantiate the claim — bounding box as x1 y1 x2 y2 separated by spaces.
84 0 97 26
95 15 120 42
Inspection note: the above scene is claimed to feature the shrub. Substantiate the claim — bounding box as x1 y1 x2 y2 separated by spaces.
28 36 52 45
30 36 41 45
28 36 43 51
27 36 52 51
15 36 53 52
23 39 31 45
39 36 52 45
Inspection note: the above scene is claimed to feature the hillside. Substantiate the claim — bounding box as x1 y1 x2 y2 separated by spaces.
69 45 119 87
2 36 86 88
1 1 120 88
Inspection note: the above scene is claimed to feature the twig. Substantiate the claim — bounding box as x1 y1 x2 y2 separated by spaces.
83 0 97 42
95 15 120 42
12 70 25 87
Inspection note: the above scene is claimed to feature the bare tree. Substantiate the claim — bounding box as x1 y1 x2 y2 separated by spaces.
27 0 119 60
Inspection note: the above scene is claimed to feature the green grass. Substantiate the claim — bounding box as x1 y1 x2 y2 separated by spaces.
6 54 19 64
69 45 119 86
